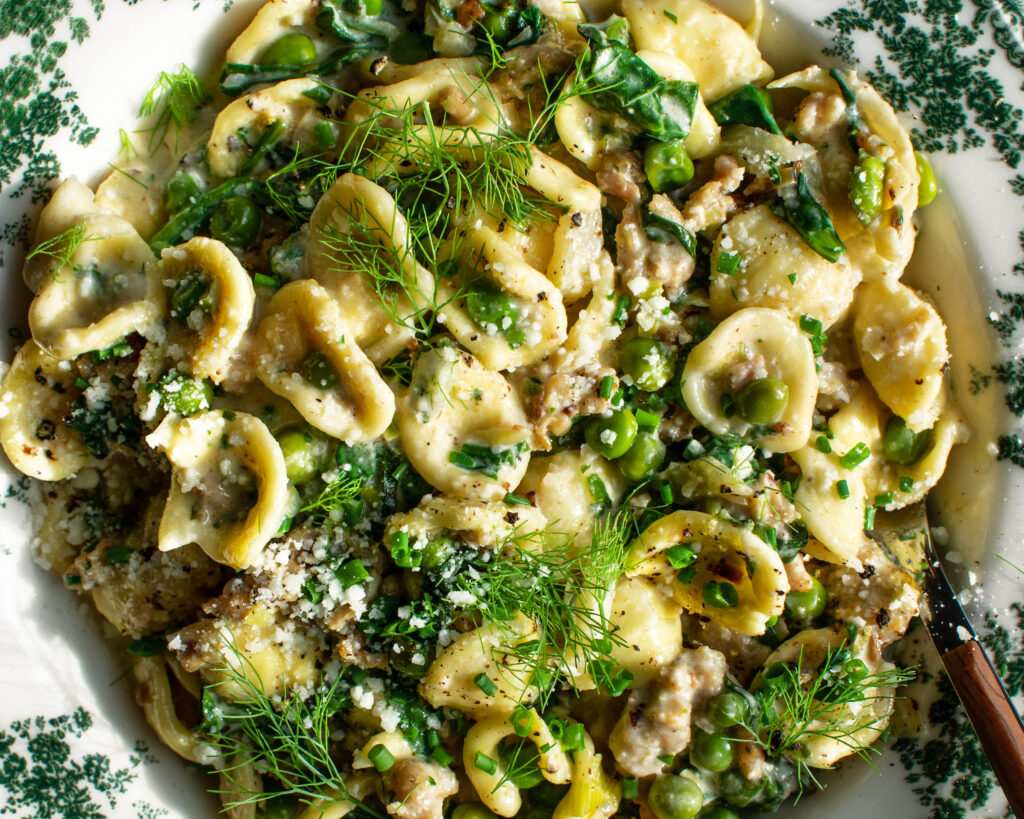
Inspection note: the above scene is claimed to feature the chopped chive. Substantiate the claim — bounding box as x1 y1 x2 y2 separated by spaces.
716 251 741 276
430 747 453 766
836 479 850 499
677 566 697 584
302 84 332 105
474 752 498 775
599 375 615 399
301 579 323 604
657 753 675 765
334 558 369 588
611 293 631 328
511 705 533 737
665 543 697 569
663 9 678 22
64 573 81 586
787 272 798 284
314 120 336 147
645 392 667 411
874 491 894 506
426 730 441 749
503 492 531 506
703 581 739 609
474 673 498 696
815 435 832 453
561 722 585 752
839 442 870 469
368 744 395 772
253 273 280 289
658 480 674 506
635 408 661 433
899 476 914 492
864 506 876 530
622 777 640 799
104 546 133 565
74 377 90 390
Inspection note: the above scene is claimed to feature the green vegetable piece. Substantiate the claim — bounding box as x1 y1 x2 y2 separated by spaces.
474 752 499 775
301 350 341 390
480 2 517 44
169 269 212 323
343 0 384 15
772 173 846 262
642 209 697 256
784 576 827 621
448 441 529 478
150 177 260 253
647 774 703 819
644 139 695 192
707 83 782 134
690 730 734 772
916 151 938 206
160 374 213 416
665 544 697 569
734 377 789 425
618 337 677 391
848 151 886 225
718 769 764 808
335 558 369 589
209 195 262 246
576 26 698 141
260 32 318 67
585 409 638 459
466 284 520 343
618 432 666 482
240 118 286 175
452 805 499 819
882 415 931 465
163 172 200 214
422 535 457 569
703 581 739 609
706 691 747 728
391 31 434 64
368 743 395 771
697 806 740 819
277 427 330 485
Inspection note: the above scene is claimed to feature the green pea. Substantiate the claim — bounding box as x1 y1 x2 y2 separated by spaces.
647 774 703 819
530 781 570 808
706 691 747 728
422 535 457 570
466 284 518 334
343 0 384 14
848 151 887 225
706 84 781 135
260 32 318 67
618 337 677 392
277 427 330 485
617 432 666 482
209 196 262 246
882 415 931 465
734 377 789 425
301 350 340 390
161 375 213 416
703 581 739 609
585 409 638 459
696 807 740 819
916 151 938 206
479 2 517 44
784 576 828 621
391 31 434 65
163 172 200 215
389 637 434 679
169 269 212 323
690 730 734 773
644 139 695 193
452 805 499 819
718 770 762 809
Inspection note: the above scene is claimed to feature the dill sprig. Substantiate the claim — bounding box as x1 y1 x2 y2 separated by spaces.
202 641 385 816
735 642 915 789
25 222 95 279
300 470 363 524
137 65 210 151
464 510 638 703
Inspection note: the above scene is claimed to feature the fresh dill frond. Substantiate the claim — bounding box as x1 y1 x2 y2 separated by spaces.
117 128 138 160
106 163 148 188
735 642 915 789
201 641 386 816
25 222 95 279
300 470 363 523
137 65 210 151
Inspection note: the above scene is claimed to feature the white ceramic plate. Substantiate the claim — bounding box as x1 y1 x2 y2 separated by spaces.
1 0 1022 816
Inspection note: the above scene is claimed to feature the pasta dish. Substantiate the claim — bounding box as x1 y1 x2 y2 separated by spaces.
0 0 963 817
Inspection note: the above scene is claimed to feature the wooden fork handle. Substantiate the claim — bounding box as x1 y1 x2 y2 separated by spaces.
942 639 1024 817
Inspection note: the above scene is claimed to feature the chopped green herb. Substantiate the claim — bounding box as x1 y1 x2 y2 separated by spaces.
839 442 871 469
368 744 395 772
474 673 498 697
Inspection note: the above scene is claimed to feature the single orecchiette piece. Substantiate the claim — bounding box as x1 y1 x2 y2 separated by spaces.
626 509 789 635
553 732 620 819
148 236 256 384
418 615 538 716
755 627 897 768
134 656 210 763
0 341 90 481
396 345 532 501
255 279 395 444
306 173 429 363
623 0 772 101
682 307 818 452
208 78 325 178
853 279 949 432
224 0 321 65
772 67 919 281
384 495 546 552
146 410 289 570
29 214 160 361
437 225 567 370
709 204 861 330
464 709 570 816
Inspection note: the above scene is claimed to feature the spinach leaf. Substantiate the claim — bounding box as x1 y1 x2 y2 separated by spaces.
448 440 529 478
771 173 846 263
316 0 400 45
65 395 141 459
829 68 866 149
708 84 782 135
642 208 696 256
576 25 698 142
